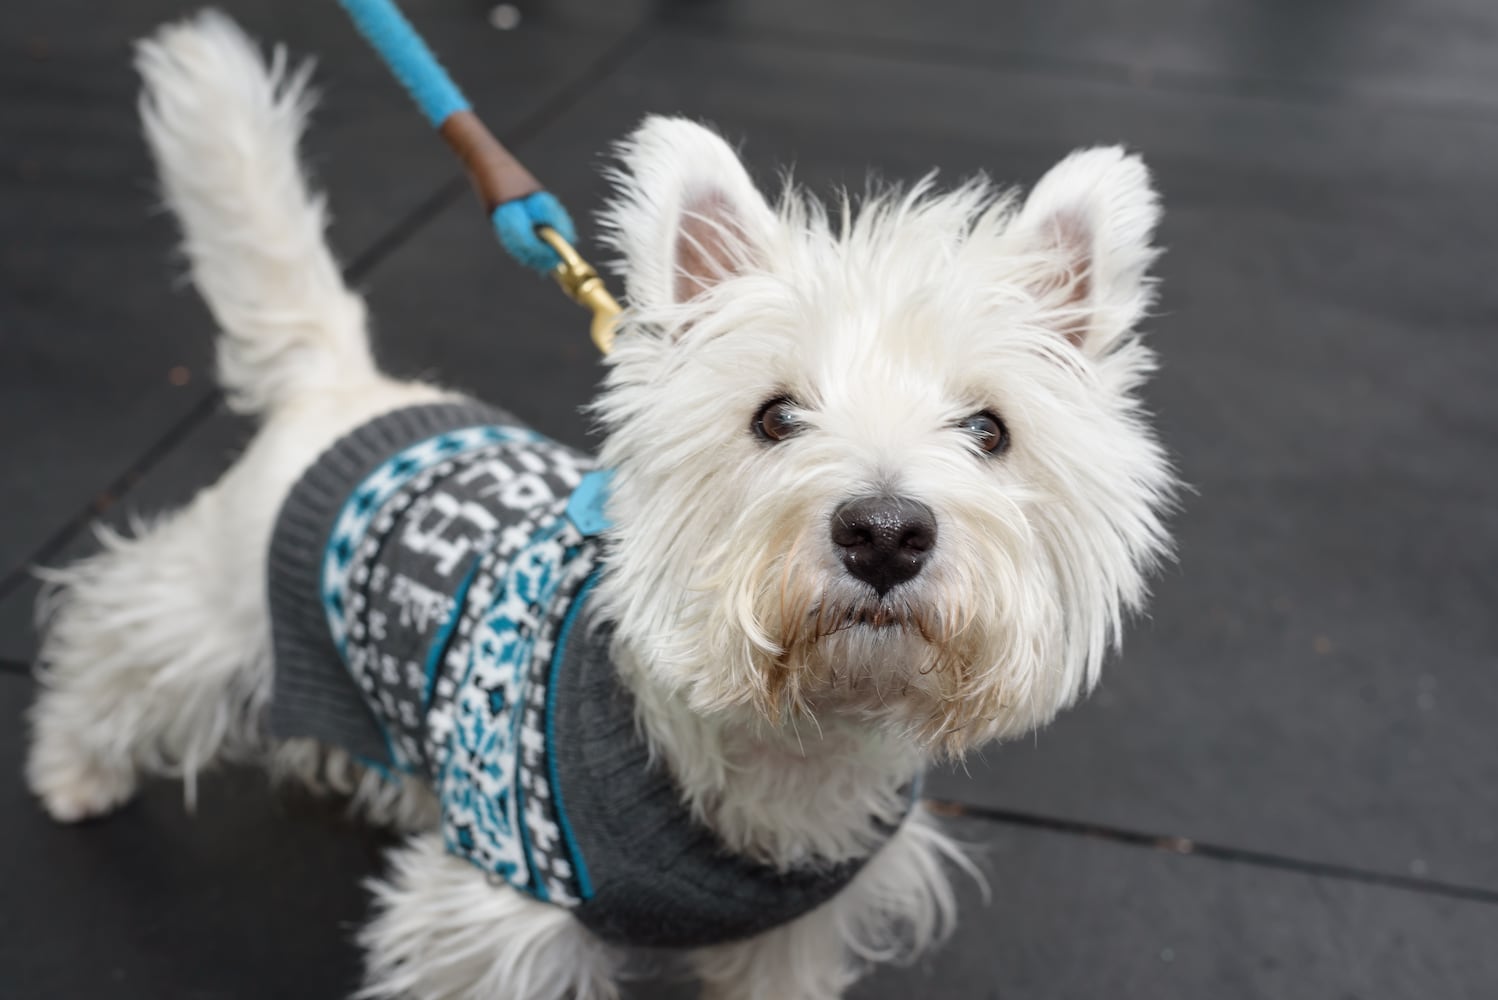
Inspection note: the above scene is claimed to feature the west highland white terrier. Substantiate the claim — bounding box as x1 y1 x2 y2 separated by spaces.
26 11 1175 1000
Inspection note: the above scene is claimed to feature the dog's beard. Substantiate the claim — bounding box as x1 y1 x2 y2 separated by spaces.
767 594 1001 756
715 526 1020 757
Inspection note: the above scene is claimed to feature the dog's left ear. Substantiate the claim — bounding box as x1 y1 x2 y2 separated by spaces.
1011 147 1161 355
602 116 779 313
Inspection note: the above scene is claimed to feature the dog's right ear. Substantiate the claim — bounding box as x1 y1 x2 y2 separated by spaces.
1008 147 1161 356
601 116 778 312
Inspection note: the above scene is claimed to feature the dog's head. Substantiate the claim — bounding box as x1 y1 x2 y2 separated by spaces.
593 117 1175 757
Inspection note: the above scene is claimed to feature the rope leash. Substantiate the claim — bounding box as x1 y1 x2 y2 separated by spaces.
339 0 620 353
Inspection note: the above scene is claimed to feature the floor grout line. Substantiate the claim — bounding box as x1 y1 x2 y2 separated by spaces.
0 19 658 608
660 19 1498 126
928 798 1498 907
0 389 224 605
343 176 469 284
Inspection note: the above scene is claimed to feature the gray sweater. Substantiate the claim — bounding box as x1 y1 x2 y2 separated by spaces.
266 402 906 948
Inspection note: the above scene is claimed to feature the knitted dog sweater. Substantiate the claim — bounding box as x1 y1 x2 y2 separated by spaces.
266 401 904 948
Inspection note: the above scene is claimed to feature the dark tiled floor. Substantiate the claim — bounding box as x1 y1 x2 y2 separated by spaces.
671 0 1498 110
4 1 1496 998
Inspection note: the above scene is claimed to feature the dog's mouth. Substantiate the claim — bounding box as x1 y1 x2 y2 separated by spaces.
845 606 905 630
802 601 922 639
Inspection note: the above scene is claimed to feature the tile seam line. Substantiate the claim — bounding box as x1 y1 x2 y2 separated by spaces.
0 19 658 605
0 388 224 606
662 20 1498 125
927 798 1498 907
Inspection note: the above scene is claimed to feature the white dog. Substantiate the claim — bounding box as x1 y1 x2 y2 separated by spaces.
25 11 1175 1000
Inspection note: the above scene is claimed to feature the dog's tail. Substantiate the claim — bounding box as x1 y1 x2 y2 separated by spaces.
136 11 375 416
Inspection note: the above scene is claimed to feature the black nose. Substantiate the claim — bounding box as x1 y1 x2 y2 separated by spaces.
830 495 937 596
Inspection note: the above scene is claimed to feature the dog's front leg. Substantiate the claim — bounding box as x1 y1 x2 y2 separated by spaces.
690 901 856 1000
359 832 623 1000
690 806 969 1000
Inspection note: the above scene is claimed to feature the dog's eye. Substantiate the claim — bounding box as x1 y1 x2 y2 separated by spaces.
960 411 1009 455
752 397 801 443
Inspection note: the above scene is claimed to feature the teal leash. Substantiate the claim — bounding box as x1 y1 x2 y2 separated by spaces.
338 0 620 350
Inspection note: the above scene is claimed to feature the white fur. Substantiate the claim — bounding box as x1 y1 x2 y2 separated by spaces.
358 832 625 1000
135 8 374 414
25 11 1175 1000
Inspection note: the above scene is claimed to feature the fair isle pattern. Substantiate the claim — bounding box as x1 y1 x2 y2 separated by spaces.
321 424 539 654
420 503 562 778
520 562 602 903
319 421 600 904
336 441 517 770
434 508 600 902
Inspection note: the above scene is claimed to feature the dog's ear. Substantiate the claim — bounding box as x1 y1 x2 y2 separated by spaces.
602 116 778 312
1011 147 1160 355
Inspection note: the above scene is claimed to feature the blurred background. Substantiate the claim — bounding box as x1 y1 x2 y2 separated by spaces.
2 1 1496 997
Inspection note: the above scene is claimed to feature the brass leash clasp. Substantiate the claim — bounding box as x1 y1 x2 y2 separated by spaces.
536 226 621 355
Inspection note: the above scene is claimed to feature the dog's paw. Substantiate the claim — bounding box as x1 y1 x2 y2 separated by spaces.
28 753 137 824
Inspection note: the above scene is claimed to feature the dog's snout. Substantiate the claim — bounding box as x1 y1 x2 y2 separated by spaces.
830 495 937 596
